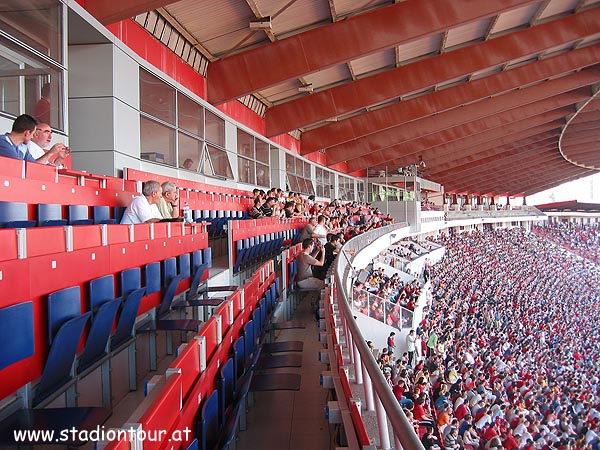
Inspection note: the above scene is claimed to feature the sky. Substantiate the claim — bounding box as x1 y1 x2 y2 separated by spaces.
527 172 600 205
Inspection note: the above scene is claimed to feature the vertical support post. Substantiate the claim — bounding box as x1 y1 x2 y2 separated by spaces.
353 340 363 385
362 363 374 411
375 393 391 450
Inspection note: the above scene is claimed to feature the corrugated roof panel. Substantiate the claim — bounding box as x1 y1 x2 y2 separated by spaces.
165 0 267 57
303 64 350 88
445 18 491 49
334 0 391 18
537 0 580 19
490 3 540 34
260 0 332 36
396 34 443 64
469 65 504 81
350 49 395 77
257 80 305 104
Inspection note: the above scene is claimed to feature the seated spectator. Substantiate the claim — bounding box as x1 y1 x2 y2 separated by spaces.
248 197 264 219
296 238 326 290
120 180 163 224
156 181 180 219
182 158 195 169
27 122 68 167
1 114 68 164
260 196 278 217
283 201 296 218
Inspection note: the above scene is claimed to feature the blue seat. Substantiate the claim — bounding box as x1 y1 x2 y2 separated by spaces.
78 297 122 373
110 287 145 351
191 250 203 272
68 205 93 225
33 312 91 406
157 274 184 318
163 257 177 286
37 204 67 227
198 390 239 450
145 262 161 295
113 206 126 223
47 286 81 345
93 206 117 224
0 201 35 228
186 263 209 302
202 248 212 268
178 253 191 279
0 302 34 371
89 275 115 313
120 267 141 297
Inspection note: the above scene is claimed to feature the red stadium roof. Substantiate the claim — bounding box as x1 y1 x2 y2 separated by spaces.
85 0 600 196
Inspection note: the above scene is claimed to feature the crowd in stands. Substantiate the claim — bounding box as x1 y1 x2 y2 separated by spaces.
376 228 600 450
533 222 600 265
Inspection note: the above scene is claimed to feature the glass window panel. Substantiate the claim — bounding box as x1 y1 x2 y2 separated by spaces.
306 178 315 195
237 156 255 184
140 69 175 124
256 162 269 188
178 132 202 171
323 183 330 198
303 161 311 178
140 116 175 166
237 129 253 157
316 184 324 197
177 92 203 137
287 174 300 192
255 140 269 163
206 143 233 179
0 0 63 63
286 154 295 175
0 35 65 130
205 109 225 147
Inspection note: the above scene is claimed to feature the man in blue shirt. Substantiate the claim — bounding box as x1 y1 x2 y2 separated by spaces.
0 114 67 163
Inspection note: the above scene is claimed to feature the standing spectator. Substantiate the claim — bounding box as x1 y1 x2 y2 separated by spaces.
387 332 396 356
313 215 328 245
406 329 417 367
426 329 438 358
296 238 326 290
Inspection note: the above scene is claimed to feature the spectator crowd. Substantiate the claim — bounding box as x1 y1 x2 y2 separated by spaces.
533 222 600 265
374 228 600 450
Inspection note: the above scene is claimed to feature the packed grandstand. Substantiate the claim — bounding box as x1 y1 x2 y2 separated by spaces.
367 225 600 450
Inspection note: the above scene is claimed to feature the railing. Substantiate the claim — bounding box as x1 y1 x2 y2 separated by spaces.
331 222 425 450
352 287 414 330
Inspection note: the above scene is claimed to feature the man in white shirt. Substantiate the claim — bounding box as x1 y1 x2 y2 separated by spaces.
313 215 328 246
26 123 68 166
121 180 163 224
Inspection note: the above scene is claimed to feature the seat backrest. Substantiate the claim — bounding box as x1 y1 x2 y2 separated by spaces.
191 250 203 271
93 205 117 224
199 390 219 450
33 312 91 406
37 203 67 227
178 253 191 279
202 247 212 268
243 320 254 363
47 286 81 345
111 287 145 351
218 358 235 425
89 274 115 312
187 263 209 301
0 201 35 228
163 257 177 286
157 274 183 318
120 267 141 297
145 262 161 295
78 297 122 373
113 206 126 223
68 205 93 225
0 302 34 371
232 336 245 381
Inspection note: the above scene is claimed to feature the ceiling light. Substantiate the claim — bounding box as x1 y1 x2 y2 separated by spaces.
298 84 313 93
249 16 272 30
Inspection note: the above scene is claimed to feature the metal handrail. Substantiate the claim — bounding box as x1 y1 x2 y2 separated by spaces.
333 223 425 450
